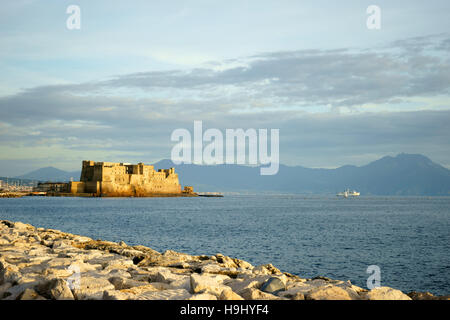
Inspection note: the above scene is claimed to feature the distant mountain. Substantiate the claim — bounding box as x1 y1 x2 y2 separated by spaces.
332 153 450 195
13 154 450 195
154 153 450 195
15 167 80 182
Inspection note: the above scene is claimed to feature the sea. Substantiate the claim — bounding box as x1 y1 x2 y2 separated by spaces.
0 194 449 295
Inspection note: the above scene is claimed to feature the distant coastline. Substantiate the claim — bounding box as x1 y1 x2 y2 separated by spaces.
4 153 450 196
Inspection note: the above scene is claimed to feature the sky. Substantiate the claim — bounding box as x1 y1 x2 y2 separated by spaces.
0 0 449 176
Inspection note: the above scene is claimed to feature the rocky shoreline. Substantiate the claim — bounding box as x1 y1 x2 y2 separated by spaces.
0 192 29 198
0 220 447 300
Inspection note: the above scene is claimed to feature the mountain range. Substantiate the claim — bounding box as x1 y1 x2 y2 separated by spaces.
14 167 80 183
13 153 450 195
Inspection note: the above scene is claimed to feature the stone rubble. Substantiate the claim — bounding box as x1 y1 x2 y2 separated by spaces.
0 219 448 300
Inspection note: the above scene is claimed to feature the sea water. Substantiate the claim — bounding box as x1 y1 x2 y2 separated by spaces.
0 194 449 295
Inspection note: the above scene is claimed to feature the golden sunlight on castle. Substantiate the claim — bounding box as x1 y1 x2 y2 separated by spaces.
36 161 195 197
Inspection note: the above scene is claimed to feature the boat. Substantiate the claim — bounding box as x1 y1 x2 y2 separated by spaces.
337 189 360 198
197 192 224 197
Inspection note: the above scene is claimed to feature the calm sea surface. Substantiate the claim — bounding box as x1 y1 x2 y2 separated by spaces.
0 195 449 295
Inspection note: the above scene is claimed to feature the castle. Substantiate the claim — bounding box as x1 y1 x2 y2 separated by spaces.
37 161 195 197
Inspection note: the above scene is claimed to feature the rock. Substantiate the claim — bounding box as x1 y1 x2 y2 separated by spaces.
154 269 187 284
40 240 53 247
235 259 253 270
23 251 52 261
163 250 192 260
51 239 74 249
103 290 134 300
105 269 132 279
139 250 193 267
407 291 437 300
48 279 75 300
74 261 103 273
232 270 253 279
366 287 412 300
3 282 41 300
118 241 127 247
0 282 13 299
12 222 34 231
169 277 192 291
135 288 192 300
332 280 365 299
283 278 332 295
201 263 223 274
239 287 282 300
169 262 191 269
43 258 81 273
306 278 328 287
109 276 149 290
213 253 253 270
0 259 21 285
128 269 154 282
31 235 42 243
200 263 246 278
190 273 230 296
287 292 305 300
312 276 332 281
188 293 218 300
277 284 307 300
306 285 354 300
1 220 15 227
120 282 172 296
71 235 92 243
16 273 44 286
73 240 147 263
19 288 44 300
42 257 74 268
72 277 115 300
219 287 244 300
224 277 265 295
260 277 286 294
131 245 160 257
252 264 282 275
281 281 326 299
103 259 134 271
215 254 238 268
43 268 74 278
84 253 121 266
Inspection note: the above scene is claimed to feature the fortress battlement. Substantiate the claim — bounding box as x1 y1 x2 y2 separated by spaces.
36 160 195 197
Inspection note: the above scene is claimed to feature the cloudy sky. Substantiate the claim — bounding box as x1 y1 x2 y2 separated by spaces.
0 0 449 176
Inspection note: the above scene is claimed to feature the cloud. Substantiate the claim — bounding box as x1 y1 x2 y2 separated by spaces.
96 34 450 109
0 34 449 174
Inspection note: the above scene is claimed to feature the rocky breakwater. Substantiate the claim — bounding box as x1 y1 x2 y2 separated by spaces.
0 220 447 300
0 192 28 198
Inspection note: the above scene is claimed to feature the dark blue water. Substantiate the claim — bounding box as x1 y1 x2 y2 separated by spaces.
0 195 449 295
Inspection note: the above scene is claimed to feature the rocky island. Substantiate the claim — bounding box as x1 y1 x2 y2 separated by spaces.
0 220 447 300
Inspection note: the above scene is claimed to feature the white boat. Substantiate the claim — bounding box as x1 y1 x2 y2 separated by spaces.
337 189 360 197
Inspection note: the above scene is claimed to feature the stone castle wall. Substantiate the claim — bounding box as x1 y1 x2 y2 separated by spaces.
69 161 182 196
